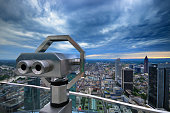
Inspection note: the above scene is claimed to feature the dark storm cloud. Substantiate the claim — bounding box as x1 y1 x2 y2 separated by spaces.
0 0 170 59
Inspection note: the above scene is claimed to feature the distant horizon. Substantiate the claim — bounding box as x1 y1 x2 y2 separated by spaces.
1 57 170 61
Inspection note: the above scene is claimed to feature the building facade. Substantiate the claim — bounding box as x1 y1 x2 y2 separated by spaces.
148 64 170 111
115 58 122 83
24 77 40 110
122 69 133 91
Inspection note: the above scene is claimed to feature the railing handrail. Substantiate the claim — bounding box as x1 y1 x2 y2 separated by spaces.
0 82 169 113
69 92 168 113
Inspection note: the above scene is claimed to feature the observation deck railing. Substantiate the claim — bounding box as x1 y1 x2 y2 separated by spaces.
0 82 169 113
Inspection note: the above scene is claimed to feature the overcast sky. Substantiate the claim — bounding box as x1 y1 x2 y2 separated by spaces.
0 0 170 59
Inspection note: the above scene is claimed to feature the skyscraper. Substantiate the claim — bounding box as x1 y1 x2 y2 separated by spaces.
122 69 133 91
115 58 122 83
148 64 157 108
144 56 148 73
24 77 40 110
148 64 170 111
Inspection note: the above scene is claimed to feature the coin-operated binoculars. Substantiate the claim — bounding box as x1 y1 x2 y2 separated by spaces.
15 35 85 113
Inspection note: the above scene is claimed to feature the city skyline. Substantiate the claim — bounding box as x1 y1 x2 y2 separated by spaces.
0 0 170 59
0 55 170 112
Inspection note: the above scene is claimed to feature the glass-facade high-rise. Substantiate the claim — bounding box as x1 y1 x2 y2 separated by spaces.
148 64 157 108
24 77 40 110
122 69 133 91
115 58 122 85
163 67 170 111
148 64 170 111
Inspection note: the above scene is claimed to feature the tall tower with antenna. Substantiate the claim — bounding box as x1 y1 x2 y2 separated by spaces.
144 56 148 73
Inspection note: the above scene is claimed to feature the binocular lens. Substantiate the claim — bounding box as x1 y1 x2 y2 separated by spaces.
17 60 33 74
17 60 52 75
35 65 41 71
21 64 26 70
32 60 51 75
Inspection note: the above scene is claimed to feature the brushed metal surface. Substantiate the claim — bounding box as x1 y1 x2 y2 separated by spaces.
51 85 68 104
17 60 34 74
16 53 79 78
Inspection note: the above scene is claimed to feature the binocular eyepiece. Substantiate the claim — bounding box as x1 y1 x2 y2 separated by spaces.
17 60 52 75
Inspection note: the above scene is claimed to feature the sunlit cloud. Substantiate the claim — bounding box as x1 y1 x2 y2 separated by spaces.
86 54 109 57
86 51 170 59
33 1 68 34
27 0 42 13
33 12 67 33
0 38 36 49
130 38 169 49
51 41 74 51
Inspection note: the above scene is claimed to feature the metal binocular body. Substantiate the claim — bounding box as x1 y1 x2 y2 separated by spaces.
16 53 79 78
15 35 85 110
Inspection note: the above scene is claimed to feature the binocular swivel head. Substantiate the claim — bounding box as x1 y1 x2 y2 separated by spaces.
16 53 80 78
